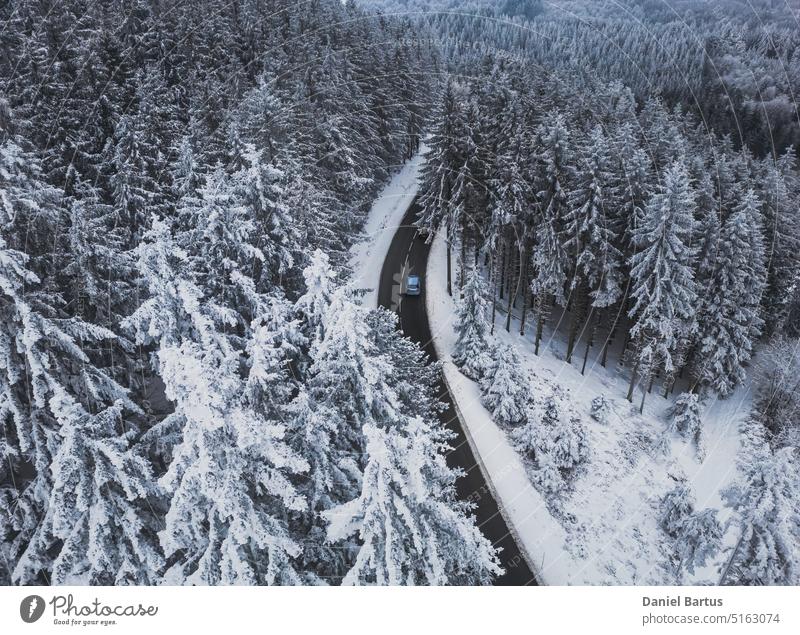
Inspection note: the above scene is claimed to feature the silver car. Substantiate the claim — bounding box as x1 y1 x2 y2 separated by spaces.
405 274 421 296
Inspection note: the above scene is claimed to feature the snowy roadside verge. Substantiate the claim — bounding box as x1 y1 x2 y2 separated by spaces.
425 227 748 585
349 146 427 307
426 230 570 585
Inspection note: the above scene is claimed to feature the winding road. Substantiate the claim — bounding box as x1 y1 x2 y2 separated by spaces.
377 200 538 586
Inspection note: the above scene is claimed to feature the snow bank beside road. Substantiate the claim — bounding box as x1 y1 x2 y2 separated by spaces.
349 147 427 307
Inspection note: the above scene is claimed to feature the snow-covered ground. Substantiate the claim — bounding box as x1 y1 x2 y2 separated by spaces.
425 229 749 585
349 147 427 307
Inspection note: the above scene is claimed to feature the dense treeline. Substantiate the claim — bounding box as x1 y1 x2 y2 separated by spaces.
419 62 799 408
364 0 800 157
0 0 502 585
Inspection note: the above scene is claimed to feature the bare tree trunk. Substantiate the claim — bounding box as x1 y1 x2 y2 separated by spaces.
565 283 588 364
505 245 521 333
663 368 678 398
490 247 498 335
505 240 514 309
519 251 530 336
446 238 453 297
718 530 746 586
581 310 598 375
620 329 631 366
499 239 507 300
459 228 467 294
627 354 640 402
534 294 548 356
601 305 619 368
639 383 648 414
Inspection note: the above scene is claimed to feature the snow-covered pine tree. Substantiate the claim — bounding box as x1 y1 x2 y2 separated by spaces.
324 413 502 585
565 125 624 307
563 124 624 367
480 343 530 426
722 426 799 585
233 144 300 286
110 105 166 248
659 480 723 577
417 81 470 295
366 308 445 424
172 133 202 199
285 387 353 582
124 219 308 585
751 336 800 449
452 267 492 379
531 114 574 355
303 287 387 479
309 282 500 584
697 189 767 396
295 249 337 347
487 118 536 335
531 452 566 494
548 410 590 478
758 152 800 336
290 280 388 582
512 386 587 491
681 166 721 385
627 161 698 410
32 394 162 584
1 118 141 584
515 391 560 457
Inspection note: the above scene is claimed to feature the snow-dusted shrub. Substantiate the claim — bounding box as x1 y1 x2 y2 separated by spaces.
532 453 565 494
512 386 589 492
659 482 694 537
671 392 702 445
549 413 589 475
589 395 611 424
510 415 544 463
675 509 722 575
481 343 530 426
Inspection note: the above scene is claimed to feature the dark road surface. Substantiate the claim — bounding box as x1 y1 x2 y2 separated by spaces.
377 200 538 586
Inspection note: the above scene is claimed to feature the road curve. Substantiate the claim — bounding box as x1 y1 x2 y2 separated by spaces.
377 200 538 586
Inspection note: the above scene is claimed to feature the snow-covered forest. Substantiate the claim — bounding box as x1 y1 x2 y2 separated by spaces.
409 0 800 585
0 0 505 586
1 0 799 586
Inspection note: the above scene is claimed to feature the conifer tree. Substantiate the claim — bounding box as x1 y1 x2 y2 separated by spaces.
531 113 573 354
697 189 767 395
481 343 530 426
325 414 502 585
627 162 698 410
452 268 492 379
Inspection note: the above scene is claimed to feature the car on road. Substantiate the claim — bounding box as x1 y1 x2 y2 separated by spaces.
405 274 421 296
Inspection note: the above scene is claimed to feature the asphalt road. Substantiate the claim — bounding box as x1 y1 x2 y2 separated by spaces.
377 200 538 586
